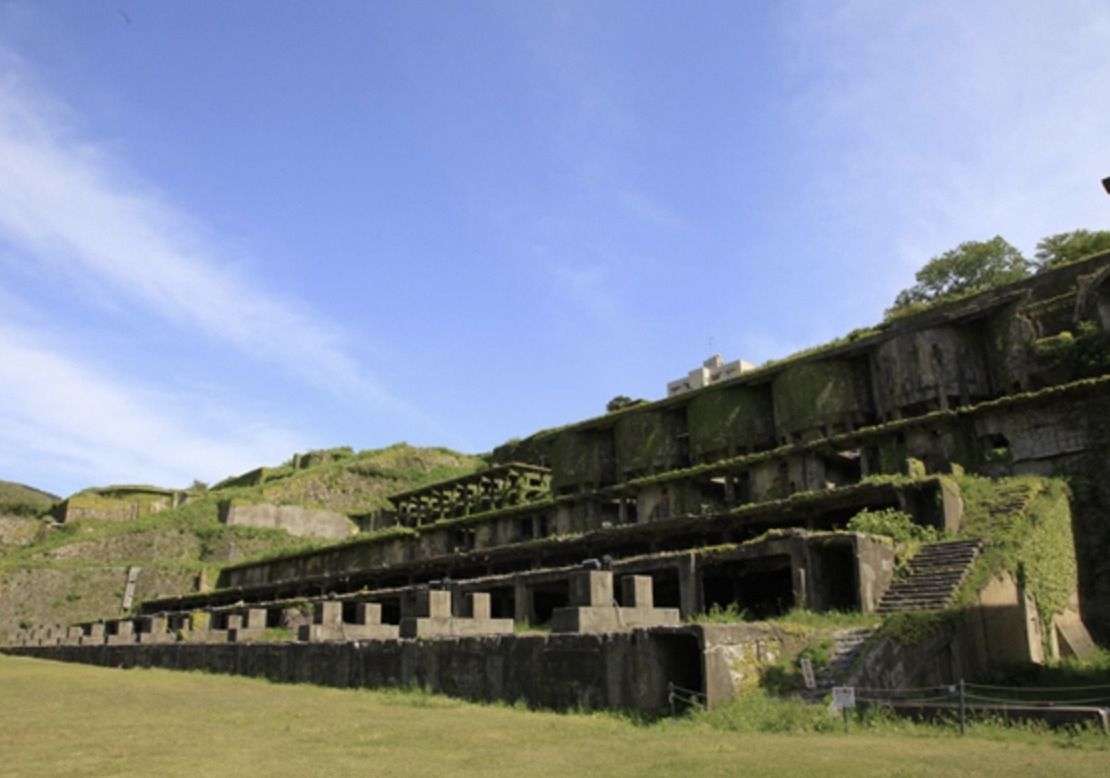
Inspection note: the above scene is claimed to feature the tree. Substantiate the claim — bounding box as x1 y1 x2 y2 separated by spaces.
606 396 646 413
887 236 1029 317
1033 229 1110 272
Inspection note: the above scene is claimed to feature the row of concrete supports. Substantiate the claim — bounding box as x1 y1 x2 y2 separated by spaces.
390 465 551 527
14 570 681 649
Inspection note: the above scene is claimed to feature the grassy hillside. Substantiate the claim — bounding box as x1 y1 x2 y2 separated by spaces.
0 479 58 552
0 479 57 516
0 443 484 641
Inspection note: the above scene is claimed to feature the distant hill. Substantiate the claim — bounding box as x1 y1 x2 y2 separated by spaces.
0 480 58 517
0 443 484 641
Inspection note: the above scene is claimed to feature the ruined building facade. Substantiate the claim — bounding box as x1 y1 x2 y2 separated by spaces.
12 252 1110 709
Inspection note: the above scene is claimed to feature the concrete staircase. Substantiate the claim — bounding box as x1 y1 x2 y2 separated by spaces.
799 628 875 702
876 538 984 615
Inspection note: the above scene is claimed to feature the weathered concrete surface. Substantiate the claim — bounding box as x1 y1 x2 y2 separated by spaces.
552 572 681 633
5 625 744 712
219 503 354 540
398 590 513 639
851 578 1056 690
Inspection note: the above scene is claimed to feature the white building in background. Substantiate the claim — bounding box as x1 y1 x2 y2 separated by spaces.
666 354 755 397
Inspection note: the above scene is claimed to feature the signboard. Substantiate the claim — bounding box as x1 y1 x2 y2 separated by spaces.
800 658 816 689
832 686 856 708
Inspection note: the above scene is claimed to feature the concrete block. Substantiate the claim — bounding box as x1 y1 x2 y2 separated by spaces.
570 570 613 607
621 576 653 608
105 620 136 645
243 609 268 630
354 603 382 626
1055 616 1097 660
203 629 230 643
467 593 491 620
314 600 343 628
551 605 681 634
399 616 513 639
298 623 400 642
415 589 452 619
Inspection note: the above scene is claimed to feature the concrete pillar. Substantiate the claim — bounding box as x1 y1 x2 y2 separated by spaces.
243 609 267 630
621 576 654 608
315 600 342 628
513 578 533 624
676 553 701 621
415 589 452 619
794 567 808 610
355 603 382 626
570 570 613 607
468 593 491 620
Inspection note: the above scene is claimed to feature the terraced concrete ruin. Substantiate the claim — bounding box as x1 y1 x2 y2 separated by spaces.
11 252 1110 710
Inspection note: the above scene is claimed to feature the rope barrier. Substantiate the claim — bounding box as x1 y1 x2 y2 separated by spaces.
966 681 1110 693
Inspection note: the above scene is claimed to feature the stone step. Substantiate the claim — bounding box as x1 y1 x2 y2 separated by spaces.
800 628 878 702
876 538 983 615
886 581 964 591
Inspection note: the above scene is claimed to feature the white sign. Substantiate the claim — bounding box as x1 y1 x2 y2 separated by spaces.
800 658 816 689
832 686 856 708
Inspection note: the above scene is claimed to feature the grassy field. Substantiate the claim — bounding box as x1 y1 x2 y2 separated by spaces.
0 656 1105 778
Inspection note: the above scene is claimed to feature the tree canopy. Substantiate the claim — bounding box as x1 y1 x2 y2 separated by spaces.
606 396 646 413
887 236 1029 318
1033 229 1110 272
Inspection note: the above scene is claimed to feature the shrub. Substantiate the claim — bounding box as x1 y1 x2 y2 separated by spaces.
847 508 939 543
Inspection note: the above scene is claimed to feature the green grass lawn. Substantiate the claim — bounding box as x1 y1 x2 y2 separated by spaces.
0 654 1104 778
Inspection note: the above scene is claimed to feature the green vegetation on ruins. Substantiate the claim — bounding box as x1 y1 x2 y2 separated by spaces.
953 475 1077 635
886 229 1110 320
0 444 483 639
0 480 58 518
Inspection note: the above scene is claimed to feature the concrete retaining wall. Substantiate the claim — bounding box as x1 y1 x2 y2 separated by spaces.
4 624 794 713
219 503 354 540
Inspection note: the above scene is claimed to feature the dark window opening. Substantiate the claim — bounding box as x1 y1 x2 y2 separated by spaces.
828 450 863 486
651 569 682 610
733 472 751 506
516 517 533 542
531 581 570 625
813 545 858 612
451 528 475 553
599 500 621 526
487 587 515 619
378 598 401 626
655 633 703 711
699 478 728 513
702 556 794 620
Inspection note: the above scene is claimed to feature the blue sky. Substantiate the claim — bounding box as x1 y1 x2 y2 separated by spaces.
1 2 1108 497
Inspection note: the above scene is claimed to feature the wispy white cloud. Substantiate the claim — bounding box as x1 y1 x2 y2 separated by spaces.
783 1 1110 273
0 51 383 402
0 322 303 494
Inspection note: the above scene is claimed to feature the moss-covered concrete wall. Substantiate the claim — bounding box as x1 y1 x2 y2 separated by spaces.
550 430 615 494
58 491 175 523
613 408 687 480
771 358 873 442
634 482 701 523
686 385 775 463
873 325 991 416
